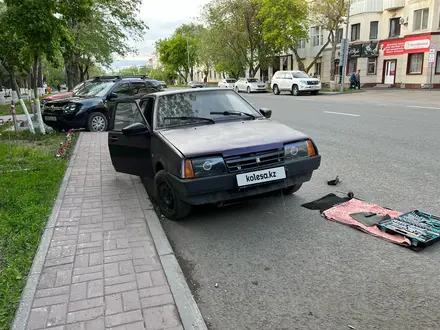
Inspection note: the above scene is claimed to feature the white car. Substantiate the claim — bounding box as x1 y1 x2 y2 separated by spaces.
218 79 236 89
234 78 267 93
270 70 321 96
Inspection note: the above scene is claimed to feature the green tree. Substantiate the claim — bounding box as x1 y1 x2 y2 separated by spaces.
258 0 311 71
309 0 347 86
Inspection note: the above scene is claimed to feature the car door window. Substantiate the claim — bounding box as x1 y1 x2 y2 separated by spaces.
112 83 132 96
131 82 148 95
113 102 146 130
142 97 155 127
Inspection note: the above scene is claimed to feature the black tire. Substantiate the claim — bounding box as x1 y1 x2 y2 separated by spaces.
272 84 280 95
87 112 108 132
291 85 299 96
282 184 302 195
155 170 192 220
247 86 251 94
311 91 319 95
235 86 239 93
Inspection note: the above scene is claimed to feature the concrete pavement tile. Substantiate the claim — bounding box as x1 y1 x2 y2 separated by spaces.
143 305 180 330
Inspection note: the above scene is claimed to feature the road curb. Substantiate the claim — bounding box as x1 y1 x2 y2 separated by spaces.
134 182 208 330
11 132 83 330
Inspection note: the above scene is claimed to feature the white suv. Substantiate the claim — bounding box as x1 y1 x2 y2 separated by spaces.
270 70 321 96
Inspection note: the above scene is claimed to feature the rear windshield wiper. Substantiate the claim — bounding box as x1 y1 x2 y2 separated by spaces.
163 116 215 124
210 111 255 119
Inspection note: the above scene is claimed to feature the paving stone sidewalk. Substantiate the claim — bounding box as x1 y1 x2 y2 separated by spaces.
21 133 183 330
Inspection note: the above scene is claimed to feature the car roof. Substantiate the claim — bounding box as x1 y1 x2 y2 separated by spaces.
142 87 234 98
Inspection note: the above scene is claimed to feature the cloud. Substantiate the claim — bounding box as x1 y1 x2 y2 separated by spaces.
114 0 210 61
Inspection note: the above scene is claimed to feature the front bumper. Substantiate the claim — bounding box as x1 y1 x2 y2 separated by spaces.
42 111 88 130
168 156 321 205
299 84 321 92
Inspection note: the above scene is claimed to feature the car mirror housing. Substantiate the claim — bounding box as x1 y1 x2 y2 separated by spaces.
122 122 149 136
107 92 118 100
259 108 272 119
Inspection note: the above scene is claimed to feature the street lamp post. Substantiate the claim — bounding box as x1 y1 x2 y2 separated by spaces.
340 0 351 92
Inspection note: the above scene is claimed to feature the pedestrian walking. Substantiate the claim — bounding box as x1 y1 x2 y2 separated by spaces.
349 71 356 89
356 69 361 90
57 84 61 92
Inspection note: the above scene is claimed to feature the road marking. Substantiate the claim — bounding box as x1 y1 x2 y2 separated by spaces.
407 105 440 110
323 111 360 117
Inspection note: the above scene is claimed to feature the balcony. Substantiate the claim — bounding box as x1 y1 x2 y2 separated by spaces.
350 0 383 16
383 0 405 10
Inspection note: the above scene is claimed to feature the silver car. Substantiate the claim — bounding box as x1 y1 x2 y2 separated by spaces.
217 79 236 89
234 78 267 93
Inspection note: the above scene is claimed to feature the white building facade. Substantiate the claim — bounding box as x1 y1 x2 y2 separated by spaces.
275 0 440 88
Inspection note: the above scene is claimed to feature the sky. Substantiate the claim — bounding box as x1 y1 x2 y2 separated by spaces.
111 0 210 70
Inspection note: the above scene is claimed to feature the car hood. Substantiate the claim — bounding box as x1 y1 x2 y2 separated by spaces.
158 119 310 158
43 92 73 100
300 78 320 83
44 96 103 105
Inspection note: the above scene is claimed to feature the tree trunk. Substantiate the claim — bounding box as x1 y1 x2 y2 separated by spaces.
37 58 43 88
32 54 39 99
9 70 35 133
329 31 336 91
32 53 45 134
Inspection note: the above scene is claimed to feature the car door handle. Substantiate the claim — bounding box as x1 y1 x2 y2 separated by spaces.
109 136 119 142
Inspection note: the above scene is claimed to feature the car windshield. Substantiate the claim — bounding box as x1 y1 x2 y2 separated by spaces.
155 90 261 129
293 71 310 78
247 78 259 83
226 79 236 83
74 81 115 97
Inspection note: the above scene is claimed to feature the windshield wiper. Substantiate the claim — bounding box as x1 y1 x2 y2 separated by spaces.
163 116 215 124
210 111 255 119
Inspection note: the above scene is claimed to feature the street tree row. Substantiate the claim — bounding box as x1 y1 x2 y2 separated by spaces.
156 0 347 83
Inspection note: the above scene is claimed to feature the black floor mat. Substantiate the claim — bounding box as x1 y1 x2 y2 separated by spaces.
302 193 351 213
349 212 392 227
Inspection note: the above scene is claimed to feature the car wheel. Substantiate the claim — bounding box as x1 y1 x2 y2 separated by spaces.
291 85 299 96
311 91 319 95
235 86 239 93
273 85 280 95
87 112 108 132
247 87 251 94
282 184 302 195
155 170 192 220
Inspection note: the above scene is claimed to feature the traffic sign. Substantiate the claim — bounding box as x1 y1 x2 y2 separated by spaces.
429 45 436 54
429 53 435 64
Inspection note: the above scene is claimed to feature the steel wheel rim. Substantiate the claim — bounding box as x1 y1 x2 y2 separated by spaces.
158 182 175 213
247 87 250 93
92 116 105 131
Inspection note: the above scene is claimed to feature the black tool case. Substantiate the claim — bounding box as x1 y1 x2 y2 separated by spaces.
378 210 440 248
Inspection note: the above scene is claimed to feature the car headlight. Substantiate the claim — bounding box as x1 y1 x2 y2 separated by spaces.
284 140 317 161
182 157 227 178
64 103 77 113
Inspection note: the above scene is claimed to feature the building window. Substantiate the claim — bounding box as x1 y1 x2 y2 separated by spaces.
389 18 401 37
369 21 378 39
300 39 306 48
407 53 424 74
436 52 440 74
315 62 322 76
347 58 358 75
367 58 377 75
351 24 360 41
413 8 429 31
336 29 344 44
311 26 323 46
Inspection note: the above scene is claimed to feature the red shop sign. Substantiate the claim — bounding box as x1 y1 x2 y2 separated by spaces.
379 35 431 56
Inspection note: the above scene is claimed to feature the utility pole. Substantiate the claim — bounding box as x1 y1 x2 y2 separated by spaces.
340 0 351 93
186 37 190 82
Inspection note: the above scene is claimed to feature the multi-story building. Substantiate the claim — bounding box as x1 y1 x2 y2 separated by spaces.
274 0 440 88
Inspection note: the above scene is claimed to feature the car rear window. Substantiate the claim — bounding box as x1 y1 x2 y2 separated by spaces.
247 78 258 82
226 79 236 83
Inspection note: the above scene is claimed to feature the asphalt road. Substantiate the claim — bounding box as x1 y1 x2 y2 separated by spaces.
160 90 440 330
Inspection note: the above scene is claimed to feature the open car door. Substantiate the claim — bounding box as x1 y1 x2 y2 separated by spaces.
108 99 154 177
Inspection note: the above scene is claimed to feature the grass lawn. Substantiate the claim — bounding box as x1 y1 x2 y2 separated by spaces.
0 126 77 329
0 101 31 116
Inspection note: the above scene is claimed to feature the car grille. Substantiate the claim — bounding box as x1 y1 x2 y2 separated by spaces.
43 104 66 114
307 80 319 85
225 148 284 173
257 85 266 88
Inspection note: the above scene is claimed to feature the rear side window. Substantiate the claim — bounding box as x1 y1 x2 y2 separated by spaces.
132 82 148 94
113 83 132 96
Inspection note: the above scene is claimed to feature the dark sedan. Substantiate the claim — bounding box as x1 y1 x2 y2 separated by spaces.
108 88 321 220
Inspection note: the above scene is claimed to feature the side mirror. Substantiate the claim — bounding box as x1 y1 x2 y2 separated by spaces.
107 92 118 100
122 122 149 136
259 108 272 118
